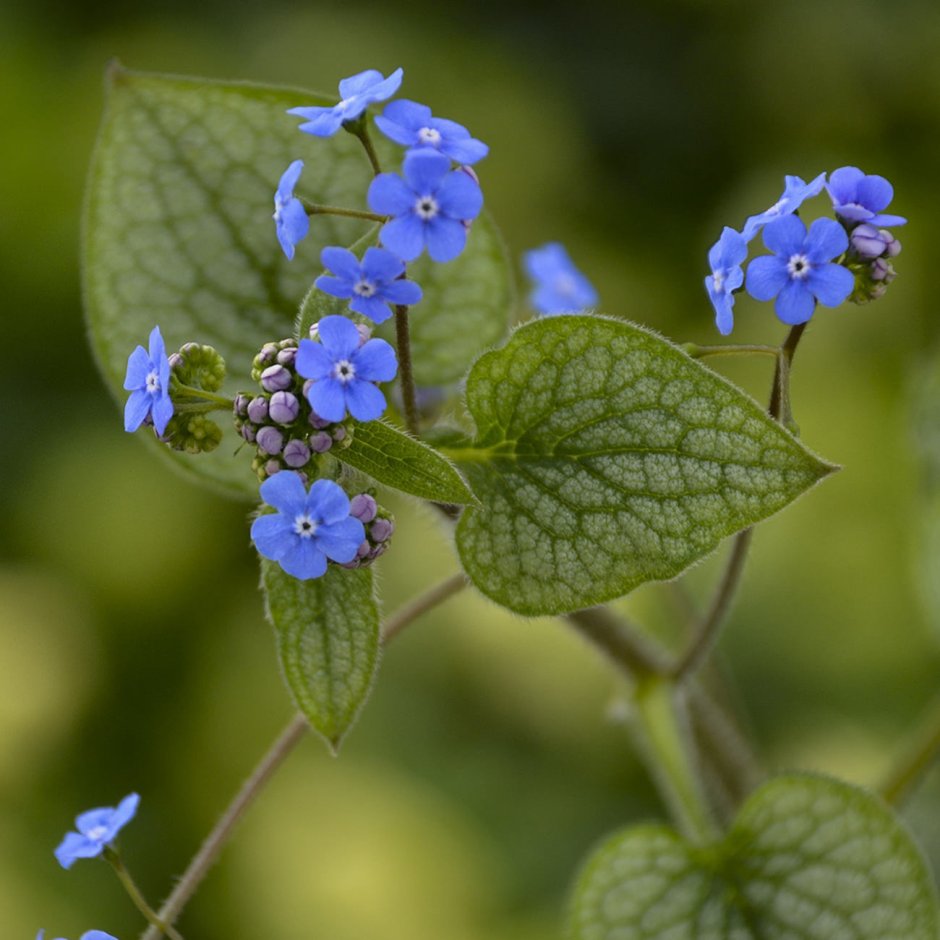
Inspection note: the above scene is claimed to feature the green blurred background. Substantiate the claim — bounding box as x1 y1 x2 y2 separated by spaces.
3 0 940 936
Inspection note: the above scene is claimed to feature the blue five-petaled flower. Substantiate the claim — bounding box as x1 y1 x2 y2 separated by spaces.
287 68 404 138
826 165 907 228
273 160 310 260
54 793 140 870
705 227 748 335
741 173 827 242
251 473 365 580
523 242 598 315
745 216 855 325
124 328 173 436
296 315 397 423
368 149 483 262
375 100 489 165
315 246 422 324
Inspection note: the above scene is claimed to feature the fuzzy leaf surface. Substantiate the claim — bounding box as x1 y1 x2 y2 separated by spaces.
570 773 940 940
83 66 512 497
262 561 380 752
339 421 475 504
451 315 834 615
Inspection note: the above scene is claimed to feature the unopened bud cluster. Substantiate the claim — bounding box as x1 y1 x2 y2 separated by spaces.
160 342 226 453
341 493 395 569
847 223 902 304
234 337 352 482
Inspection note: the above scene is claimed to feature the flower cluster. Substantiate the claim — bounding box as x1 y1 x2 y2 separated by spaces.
705 166 905 334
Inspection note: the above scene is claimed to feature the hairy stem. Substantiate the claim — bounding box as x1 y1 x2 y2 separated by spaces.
880 695 940 807
106 848 184 940
394 304 420 437
300 200 387 223
565 607 668 677
630 678 719 844
683 343 779 360
139 572 467 940
347 119 384 177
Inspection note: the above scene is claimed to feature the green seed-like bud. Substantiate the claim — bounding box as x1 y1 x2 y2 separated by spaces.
160 413 223 454
171 343 226 392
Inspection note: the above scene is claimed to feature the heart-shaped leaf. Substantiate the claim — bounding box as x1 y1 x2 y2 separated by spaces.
569 773 940 939
450 315 835 615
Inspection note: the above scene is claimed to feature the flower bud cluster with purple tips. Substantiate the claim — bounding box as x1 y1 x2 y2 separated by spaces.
234 336 353 483
341 492 395 569
704 166 906 335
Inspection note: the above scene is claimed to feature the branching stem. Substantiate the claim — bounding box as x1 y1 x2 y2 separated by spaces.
106 847 184 940
139 572 467 940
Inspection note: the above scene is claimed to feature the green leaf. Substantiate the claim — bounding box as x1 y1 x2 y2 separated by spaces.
339 420 475 504
83 65 512 498
262 560 380 752
450 315 835 615
569 773 940 940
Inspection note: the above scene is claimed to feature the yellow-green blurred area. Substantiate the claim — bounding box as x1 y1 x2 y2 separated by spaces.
3 0 940 936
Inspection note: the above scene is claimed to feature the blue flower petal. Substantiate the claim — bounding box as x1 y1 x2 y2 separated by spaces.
441 136 489 165
321 246 361 281
55 832 104 869
367 173 414 216
705 277 736 336
857 174 893 213
762 215 806 256
344 378 388 422
280 539 328 580
308 378 347 422
806 262 855 307
827 166 863 205
277 160 304 200
381 278 422 306
259 471 308 516
315 275 356 300
316 517 366 562
868 212 907 228
402 149 451 193
316 315 361 359
352 338 398 382
804 217 848 263
350 295 393 324
251 513 296 561
308 478 352 525
338 69 385 98
123 346 151 390
436 171 483 220
151 392 174 436
745 255 789 302
380 214 426 261
124 389 151 432
276 199 309 260
361 246 405 283
425 216 468 262
296 338 335 380
774 280 816 325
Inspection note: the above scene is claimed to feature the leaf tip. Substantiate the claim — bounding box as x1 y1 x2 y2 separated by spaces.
104 58 129 88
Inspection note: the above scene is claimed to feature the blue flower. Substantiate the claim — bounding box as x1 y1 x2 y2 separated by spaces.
124 328 173 435
37 932 118 940
742 173 827 242
296 315 397 422
315 246 422 324
745 216 854 325
375 100 488 165
273 160 309 260
523 243 598 315
251 473 365 580
826 166 907 227
368 150 483 262
704 227 748 335
287 68 404 138
54 793 139 870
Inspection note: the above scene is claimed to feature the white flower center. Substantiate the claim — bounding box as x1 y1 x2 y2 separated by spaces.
418 126 442 146
766 198 787 217
333 359 356 383
293 513 318 539
337 95 358 114
414 195 439 221
553 274 577 299
712 270 725 293
353 278 377 298
787 253 811 280
87 825 109 841
145 369 160 395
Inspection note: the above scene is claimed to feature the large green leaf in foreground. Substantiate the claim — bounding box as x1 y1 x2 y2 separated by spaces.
450 316 835 615
83 66 512 497
569 773 940 939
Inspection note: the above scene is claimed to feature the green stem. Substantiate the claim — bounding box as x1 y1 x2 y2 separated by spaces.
768 322 806 424
139 572 468 940
105 848 184 940
346 119 384 176
300 200 387 223
564 607 667 677
631 677 719 843
880 695 940 806
394 304 420 437
683 343 779 360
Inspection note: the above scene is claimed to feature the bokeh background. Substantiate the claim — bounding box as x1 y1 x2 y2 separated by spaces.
3 0 940 937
